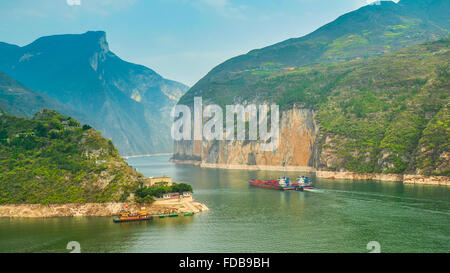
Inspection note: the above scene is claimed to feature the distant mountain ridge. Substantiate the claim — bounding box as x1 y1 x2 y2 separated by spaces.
0 70 96 127
0 31 188 155
181 0 449 106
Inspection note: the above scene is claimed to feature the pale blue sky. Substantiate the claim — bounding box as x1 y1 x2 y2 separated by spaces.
0 0 391 86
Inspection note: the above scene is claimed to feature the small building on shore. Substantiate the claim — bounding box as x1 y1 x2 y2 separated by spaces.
144 176 173 187
182 191 192 197
162 192 180 199
158 192 192 200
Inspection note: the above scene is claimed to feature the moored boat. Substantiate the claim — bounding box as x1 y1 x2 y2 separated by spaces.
113 210 153 223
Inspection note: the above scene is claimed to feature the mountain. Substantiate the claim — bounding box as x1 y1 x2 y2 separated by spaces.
0 109 147 204
175 38 450 176
174 0 449 176
0 31 189 155
180 0 449 106
0 70 96 126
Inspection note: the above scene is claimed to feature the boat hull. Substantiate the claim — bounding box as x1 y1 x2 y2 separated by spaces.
296 186 315 191
248 180 297 191
113 216 153 223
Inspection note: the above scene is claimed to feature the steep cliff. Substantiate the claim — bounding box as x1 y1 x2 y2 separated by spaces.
173 39 449 177
174 108 319 169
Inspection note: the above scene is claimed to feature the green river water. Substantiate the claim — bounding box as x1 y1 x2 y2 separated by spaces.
0 155 449 253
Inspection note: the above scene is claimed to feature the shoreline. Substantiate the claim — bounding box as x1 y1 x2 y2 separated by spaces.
0 197 209 218
122 153 173 159
316 171 450 186
200 162 316 172
170 160 450 186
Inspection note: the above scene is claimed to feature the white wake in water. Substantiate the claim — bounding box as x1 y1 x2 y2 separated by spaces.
303 188 323 193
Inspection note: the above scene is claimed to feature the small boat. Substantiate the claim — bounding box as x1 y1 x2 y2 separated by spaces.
248 177 298 191
113 210 153 223
168 213 179 217
296 176 315 191
183 212 194 216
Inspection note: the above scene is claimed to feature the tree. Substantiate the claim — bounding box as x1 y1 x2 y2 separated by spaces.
171 183 193 193
34 123 49 137
82 124 92 131
0 129 7 144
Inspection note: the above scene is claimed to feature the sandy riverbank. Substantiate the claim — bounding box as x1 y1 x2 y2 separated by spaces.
0 197 209 218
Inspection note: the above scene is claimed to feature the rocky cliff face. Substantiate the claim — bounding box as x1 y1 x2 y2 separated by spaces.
173 38 450 179
172 102 450 183
173 108 320 168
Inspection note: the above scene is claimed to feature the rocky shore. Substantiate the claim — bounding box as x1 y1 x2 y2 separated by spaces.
172 160 450 186
316 171 450 185
0 197 209 218
170 159 202 166
200 162 315 172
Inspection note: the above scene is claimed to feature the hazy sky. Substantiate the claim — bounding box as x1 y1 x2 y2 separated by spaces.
0 0 392 86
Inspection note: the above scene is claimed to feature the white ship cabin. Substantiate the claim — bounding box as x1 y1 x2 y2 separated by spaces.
278 177 288 186
297 176 309 185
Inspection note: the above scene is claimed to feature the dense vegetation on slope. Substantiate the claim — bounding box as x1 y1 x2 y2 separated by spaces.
0 109 147 204
316 39 449 175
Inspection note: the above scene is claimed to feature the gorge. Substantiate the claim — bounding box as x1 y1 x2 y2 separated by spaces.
172 0 450 185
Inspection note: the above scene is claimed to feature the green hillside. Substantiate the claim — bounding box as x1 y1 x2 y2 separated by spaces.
178 37 449 176
316 39 449 175
0 109 147 204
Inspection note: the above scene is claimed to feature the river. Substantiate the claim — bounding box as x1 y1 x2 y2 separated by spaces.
0 155 448 253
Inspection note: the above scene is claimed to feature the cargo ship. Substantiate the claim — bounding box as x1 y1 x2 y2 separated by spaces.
248 176 315 191
296 176 315 191
248 177 298 191
113 210 153 223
